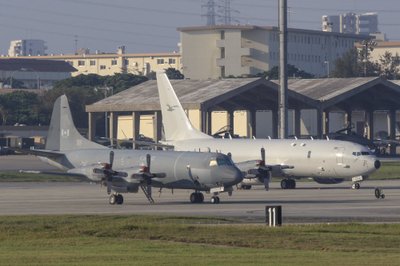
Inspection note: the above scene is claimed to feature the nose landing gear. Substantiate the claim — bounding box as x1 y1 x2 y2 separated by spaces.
374 188 385 199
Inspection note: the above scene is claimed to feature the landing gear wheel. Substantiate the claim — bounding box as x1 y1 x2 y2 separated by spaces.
198 193 204 203
109 194 117 205
352 183 361 190
116 194 124 205
281 179 295 189
190 192 204 203
289 179 296 189
190 193 197 203
240 184 251 190
280 179 287 189
211 196 220 204
375 188 385 199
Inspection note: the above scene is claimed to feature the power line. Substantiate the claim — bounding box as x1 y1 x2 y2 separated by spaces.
54 0 200 17
0 12 176 40
1 2 177 30
0 22 176 51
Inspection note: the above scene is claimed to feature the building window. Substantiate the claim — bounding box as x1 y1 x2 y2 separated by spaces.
90 60 96 66
100 65 106 70
78 60 85 66
157 59 164 64
221 66 225 78
168 58 176 64
124 59 129 65
220 30 225 40
111 59 117 65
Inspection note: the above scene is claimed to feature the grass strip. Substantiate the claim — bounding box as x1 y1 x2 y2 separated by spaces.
0 215 399 265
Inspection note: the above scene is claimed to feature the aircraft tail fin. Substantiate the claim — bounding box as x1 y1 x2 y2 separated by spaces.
156 71 211 141
45 95 107 151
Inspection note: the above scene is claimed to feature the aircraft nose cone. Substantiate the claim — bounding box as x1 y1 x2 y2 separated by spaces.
374 160 381 169
221 167 243 186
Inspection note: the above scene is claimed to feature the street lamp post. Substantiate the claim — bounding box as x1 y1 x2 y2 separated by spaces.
324 61 330 78
95 86 114 139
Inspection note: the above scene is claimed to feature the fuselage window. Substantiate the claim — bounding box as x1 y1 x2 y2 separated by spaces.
352 151 369 156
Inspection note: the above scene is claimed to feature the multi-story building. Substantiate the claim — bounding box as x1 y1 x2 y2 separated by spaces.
178 25 367 79
8 39 47 57
322 12 379 36
358 13 379 35
368 41 400 63
4 46 182 77
0 59 76 89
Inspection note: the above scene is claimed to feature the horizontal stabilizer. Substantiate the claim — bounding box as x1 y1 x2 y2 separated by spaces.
18 170 88 180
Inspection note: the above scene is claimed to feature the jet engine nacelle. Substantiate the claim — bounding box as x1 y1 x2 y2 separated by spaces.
313 177 344 184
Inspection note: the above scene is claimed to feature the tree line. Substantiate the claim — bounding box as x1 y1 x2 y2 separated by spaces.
0 68 183 129
332 44 400 79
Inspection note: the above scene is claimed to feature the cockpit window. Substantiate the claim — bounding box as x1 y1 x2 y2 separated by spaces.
209 156 234 167
217 156 233 166
352 151 371 156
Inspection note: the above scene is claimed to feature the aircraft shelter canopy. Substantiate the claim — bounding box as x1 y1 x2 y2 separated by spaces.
281 77 400 112
86 77 318 113
87 76 400 114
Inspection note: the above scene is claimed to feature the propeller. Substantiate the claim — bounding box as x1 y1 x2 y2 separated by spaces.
138 154 169 199
106 151 114 194
93 151 127 195
258 148 270 191
257 148 268 170
260 148 265 166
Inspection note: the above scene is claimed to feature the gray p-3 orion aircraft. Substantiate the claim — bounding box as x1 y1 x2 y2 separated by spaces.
23 95 243 204
156 71 381 191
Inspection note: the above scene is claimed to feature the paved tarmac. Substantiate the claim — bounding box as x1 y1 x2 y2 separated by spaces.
0 180 399 223
0 155 399 223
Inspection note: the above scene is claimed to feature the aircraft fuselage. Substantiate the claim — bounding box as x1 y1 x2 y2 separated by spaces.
42 149 242 191
165 138 380 179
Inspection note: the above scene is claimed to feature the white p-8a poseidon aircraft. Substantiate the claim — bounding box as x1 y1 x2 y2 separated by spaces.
24 95 243 204
156 71 381 190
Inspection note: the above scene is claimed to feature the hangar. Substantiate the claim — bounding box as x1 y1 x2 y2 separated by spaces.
86 76 400 154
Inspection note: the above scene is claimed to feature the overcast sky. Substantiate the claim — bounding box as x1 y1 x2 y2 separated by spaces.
1 0 399 55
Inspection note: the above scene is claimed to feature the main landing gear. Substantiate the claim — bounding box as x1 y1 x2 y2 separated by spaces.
190 192 204 203
351 182 361 190
240 184 252 190
190 192 220 204
281 179 296 189
109 193 124 205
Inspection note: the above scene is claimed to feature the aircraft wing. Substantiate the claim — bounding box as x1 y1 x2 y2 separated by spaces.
235 160 294 177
